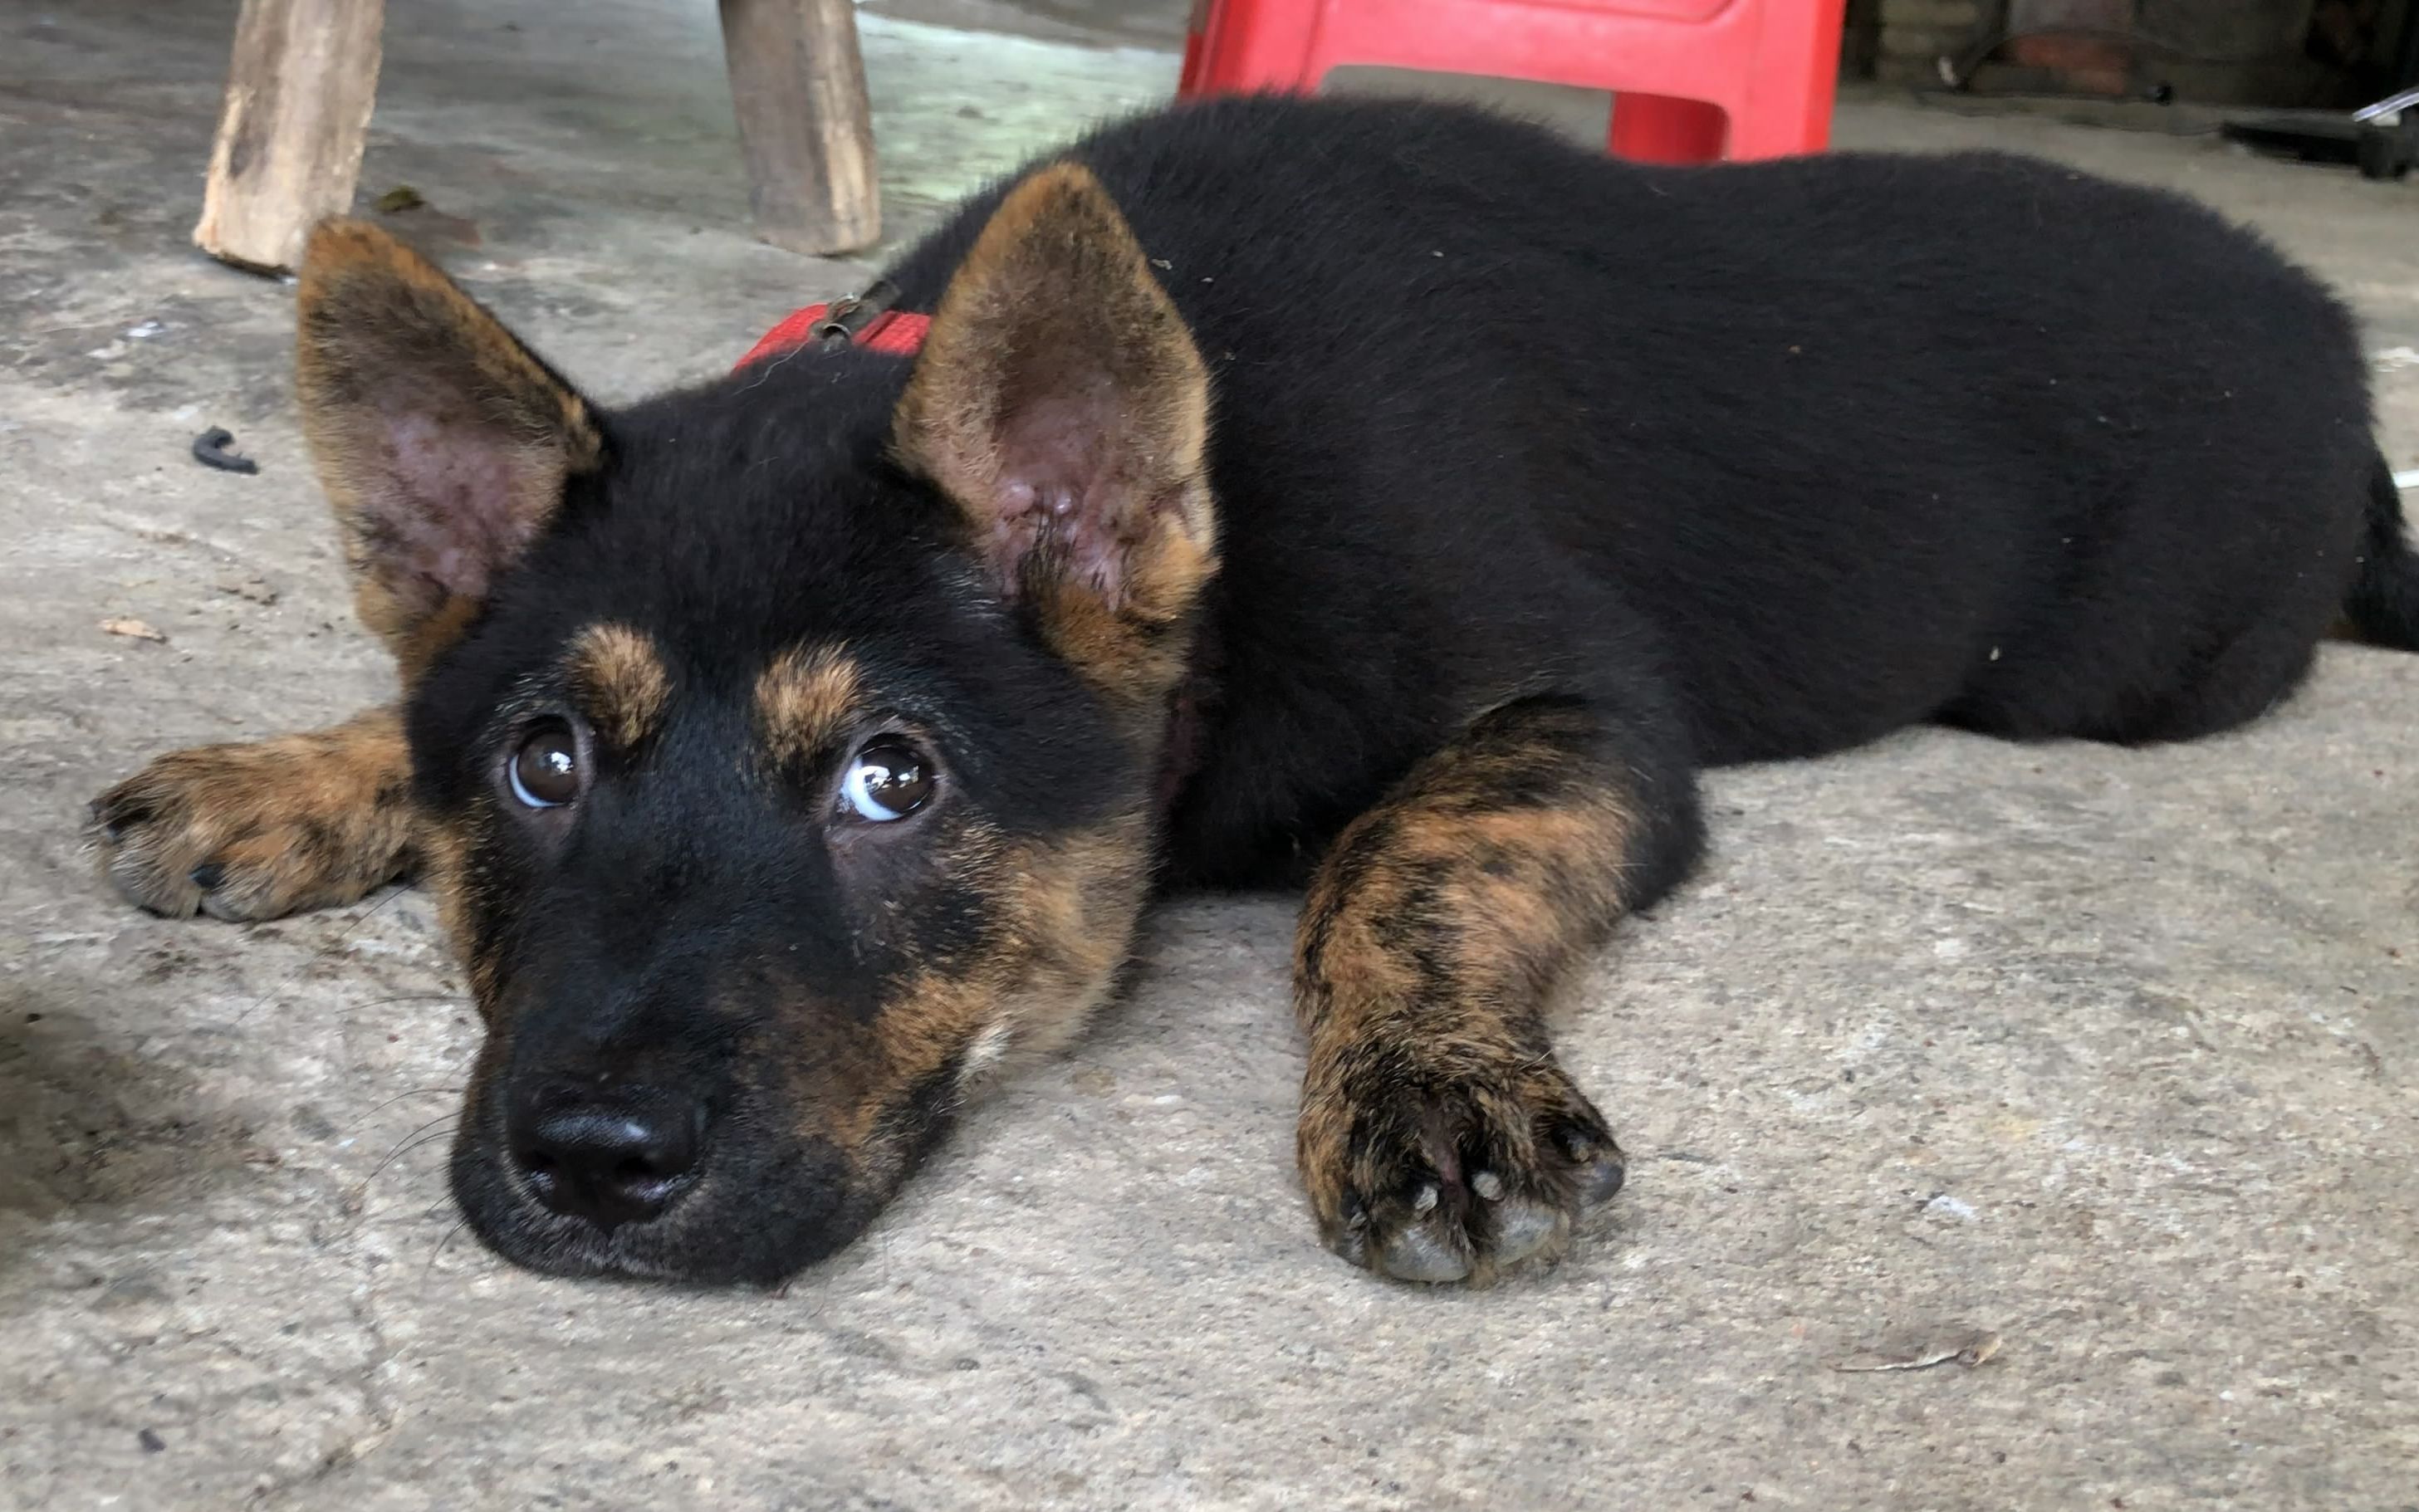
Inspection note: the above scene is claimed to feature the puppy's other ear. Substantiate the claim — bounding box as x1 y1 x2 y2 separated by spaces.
296 219 603 680
894 164 1216 699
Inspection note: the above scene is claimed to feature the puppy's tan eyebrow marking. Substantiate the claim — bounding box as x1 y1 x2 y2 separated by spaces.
565 623 673 750
754 645 864 767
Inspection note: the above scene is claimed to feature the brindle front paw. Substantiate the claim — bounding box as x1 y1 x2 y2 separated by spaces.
1298 1043 1625 1285
89 717 415 922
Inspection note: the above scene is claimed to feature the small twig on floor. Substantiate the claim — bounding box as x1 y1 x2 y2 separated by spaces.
1831 1328 2003 1373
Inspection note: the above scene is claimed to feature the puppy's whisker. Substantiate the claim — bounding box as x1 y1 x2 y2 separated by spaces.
347 992 474 1011
356 1113 463 1192
424 1219 473 1288
348 1086 466 1130
228 885 409 1030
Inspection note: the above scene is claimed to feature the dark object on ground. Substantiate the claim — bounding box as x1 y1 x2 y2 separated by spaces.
189 428 258 474
2221 14 2419 182
2221 107 2419 179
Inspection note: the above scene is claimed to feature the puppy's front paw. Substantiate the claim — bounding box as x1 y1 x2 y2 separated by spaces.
89 716 415 922
1298 1041 1624 1285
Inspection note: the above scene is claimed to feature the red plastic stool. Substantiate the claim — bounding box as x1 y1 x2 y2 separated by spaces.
1178 0 1845 164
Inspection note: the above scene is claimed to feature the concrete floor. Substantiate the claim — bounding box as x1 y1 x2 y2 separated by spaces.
4 1 2418 1507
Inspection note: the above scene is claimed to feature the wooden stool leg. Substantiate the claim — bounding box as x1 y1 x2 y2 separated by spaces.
193 0 386 274
718 0 881 256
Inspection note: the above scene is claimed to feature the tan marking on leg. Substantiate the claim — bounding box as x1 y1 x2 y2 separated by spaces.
1291 701 1643 1284
91 706 420 922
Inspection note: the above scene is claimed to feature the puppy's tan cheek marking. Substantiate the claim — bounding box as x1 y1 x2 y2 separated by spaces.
753 645 865 770
998 821 1153 1050
923 820 1155 1063
840 824 1020 1146
565 622 672 751
799 816 1152 1174
421 808 515 1024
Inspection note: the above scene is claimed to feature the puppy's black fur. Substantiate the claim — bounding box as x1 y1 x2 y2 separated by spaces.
881 98 2396 878
94 96 2418 1287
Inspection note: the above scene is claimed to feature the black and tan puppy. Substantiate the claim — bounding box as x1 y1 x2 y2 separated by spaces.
91 97 2419 1286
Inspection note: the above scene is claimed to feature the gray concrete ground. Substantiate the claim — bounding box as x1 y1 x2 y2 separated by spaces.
4 2 2417 1507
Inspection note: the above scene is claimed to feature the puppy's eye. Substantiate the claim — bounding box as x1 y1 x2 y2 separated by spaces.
509 722 583 809
840 738 933 822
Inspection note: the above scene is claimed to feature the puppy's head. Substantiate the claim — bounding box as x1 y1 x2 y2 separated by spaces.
296 165 1214 1284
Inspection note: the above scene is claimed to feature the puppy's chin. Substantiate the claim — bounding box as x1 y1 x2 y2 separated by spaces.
445 1114 894 1289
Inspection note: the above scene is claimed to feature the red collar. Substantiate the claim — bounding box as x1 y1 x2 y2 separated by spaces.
735 281 928 369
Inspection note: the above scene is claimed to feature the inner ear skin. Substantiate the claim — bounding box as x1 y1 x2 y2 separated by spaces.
369 409 554 599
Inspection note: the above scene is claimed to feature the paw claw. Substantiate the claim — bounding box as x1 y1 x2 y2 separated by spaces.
1471 1170 1505 1201
1411 1182 1439 1216
1570 1142 1626 1206
1491 1200 1565 1264
1333 1226 1369 1269
1379 1226 1471 1284
1581 1156 1625 1207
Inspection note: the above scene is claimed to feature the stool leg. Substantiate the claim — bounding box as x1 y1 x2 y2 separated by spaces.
193 0 386 274
719 0 881 256
1608 95 1727 164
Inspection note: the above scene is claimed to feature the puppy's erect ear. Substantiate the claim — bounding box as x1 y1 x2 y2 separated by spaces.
296 220 602 680
894 164 1216 698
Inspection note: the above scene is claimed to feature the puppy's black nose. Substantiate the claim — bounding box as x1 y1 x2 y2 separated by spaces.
507 1084 703 1231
